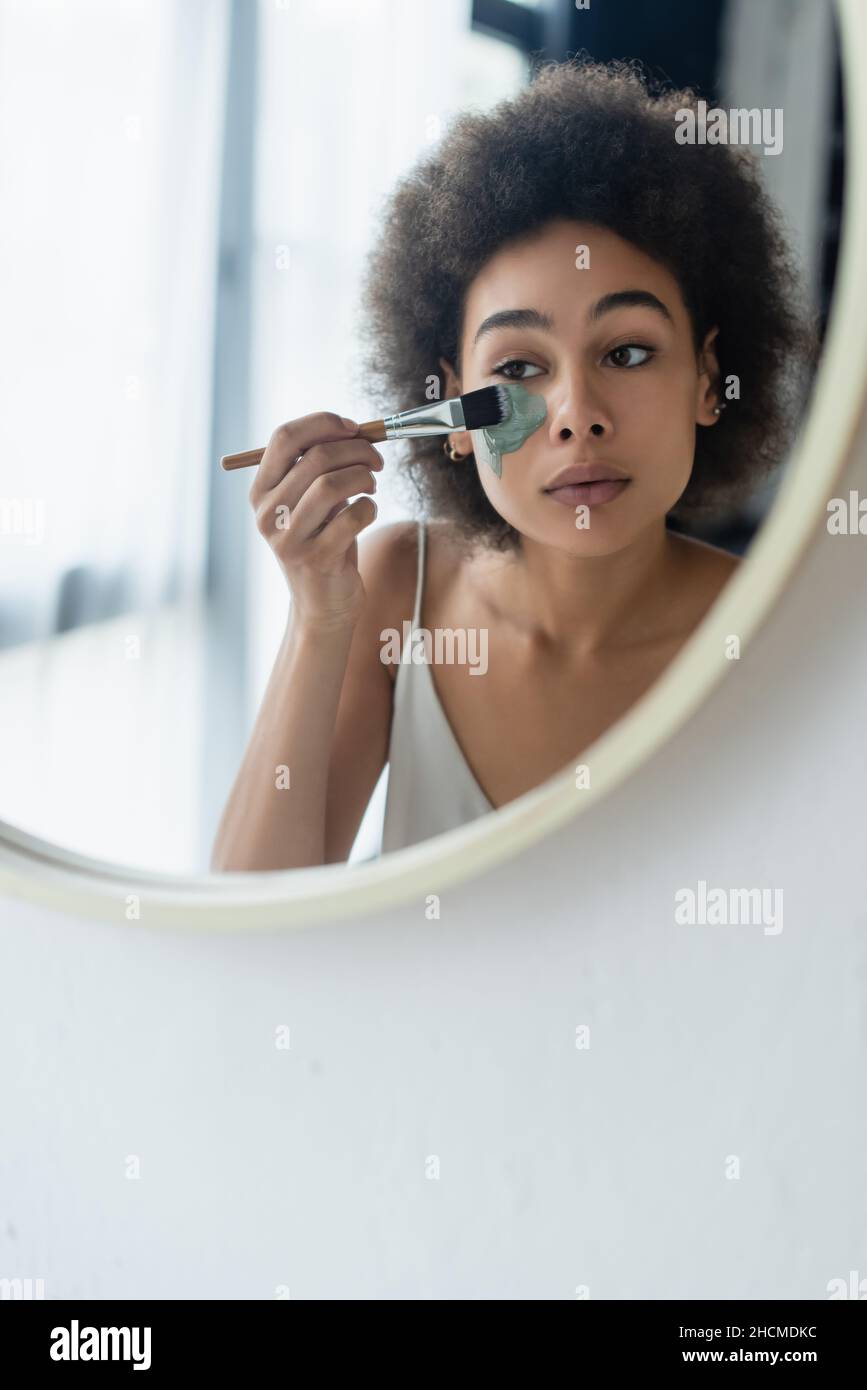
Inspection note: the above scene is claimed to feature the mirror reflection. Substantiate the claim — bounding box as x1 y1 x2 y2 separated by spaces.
0 0 842 874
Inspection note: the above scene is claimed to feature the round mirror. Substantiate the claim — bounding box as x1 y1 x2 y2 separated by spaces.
0 0 864 927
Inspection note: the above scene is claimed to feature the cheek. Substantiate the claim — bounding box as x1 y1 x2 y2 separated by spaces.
624 361 693 410
472 453 505 516
469 445 523 529
469 427 501 480
629 376 697 461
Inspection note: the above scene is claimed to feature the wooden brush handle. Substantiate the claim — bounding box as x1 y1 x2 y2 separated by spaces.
220 419 386 470
220 447 267 471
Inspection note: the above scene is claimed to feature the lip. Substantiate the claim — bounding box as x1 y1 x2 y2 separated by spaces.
545 478 631 509
542 461 631 490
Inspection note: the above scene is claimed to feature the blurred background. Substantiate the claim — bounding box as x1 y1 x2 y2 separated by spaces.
0 0 842 873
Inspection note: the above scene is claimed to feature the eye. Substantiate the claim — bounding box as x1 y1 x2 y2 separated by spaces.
606 343 655 369
490 358 545 380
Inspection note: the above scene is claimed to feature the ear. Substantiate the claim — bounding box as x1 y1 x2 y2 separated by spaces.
438 355 461 399
438 355 473 457
695 325 723 425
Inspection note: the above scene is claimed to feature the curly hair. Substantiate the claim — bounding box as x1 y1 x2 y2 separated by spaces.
356 54 822 554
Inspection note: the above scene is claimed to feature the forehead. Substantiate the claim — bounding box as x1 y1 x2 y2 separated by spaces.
461 218 687 343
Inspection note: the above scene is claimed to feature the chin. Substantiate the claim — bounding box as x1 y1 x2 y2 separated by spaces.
508 512 637 557
566 525 640 557
532 490 645 552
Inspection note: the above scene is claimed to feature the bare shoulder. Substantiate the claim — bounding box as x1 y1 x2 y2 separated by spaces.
355 520 423 684
356 517 420 591
357 517 465 602
356 519 468 675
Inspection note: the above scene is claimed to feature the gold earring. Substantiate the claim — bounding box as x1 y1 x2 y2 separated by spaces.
443 439 469 462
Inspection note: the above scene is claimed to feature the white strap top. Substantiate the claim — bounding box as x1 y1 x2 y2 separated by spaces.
380 521 493 854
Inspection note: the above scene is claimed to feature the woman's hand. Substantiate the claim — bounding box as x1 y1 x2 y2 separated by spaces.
249 411 382 629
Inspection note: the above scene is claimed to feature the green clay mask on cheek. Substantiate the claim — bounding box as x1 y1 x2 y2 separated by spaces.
470 382 547 479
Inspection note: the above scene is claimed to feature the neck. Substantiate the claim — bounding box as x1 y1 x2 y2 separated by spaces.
479 521 685 655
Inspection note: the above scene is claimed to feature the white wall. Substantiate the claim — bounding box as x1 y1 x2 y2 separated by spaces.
1 395 865 1300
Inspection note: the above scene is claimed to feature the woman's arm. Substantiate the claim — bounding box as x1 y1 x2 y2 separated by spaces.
209 609 358 872
323 520 417 862
209 519 414 871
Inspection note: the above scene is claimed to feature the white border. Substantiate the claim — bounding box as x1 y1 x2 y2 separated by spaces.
2 0 866 931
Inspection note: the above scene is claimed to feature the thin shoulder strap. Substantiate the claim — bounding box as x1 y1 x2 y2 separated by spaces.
412 519 426 629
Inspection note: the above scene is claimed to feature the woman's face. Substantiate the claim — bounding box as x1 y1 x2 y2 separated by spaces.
441 218 721 555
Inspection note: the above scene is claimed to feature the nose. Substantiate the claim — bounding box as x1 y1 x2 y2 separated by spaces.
546 363 612 442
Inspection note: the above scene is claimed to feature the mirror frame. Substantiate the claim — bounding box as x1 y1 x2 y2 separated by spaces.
2 0 865 931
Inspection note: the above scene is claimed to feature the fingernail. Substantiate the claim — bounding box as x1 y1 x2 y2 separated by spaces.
341 416 358 430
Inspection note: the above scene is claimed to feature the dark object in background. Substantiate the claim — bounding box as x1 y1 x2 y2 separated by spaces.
473 0 726 102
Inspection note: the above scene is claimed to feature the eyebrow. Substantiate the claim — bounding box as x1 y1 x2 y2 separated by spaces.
471 290 674 346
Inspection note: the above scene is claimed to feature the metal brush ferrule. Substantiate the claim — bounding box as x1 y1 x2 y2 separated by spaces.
381 396 465 440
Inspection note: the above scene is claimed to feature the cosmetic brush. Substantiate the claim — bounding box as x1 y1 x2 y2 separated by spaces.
219 384 512 471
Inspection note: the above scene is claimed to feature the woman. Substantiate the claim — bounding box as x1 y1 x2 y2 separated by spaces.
211 57 818 871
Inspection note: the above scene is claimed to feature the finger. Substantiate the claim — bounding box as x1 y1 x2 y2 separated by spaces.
251 411 359 498
308 495 378 558
270 463 376 543
266 438 383 515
